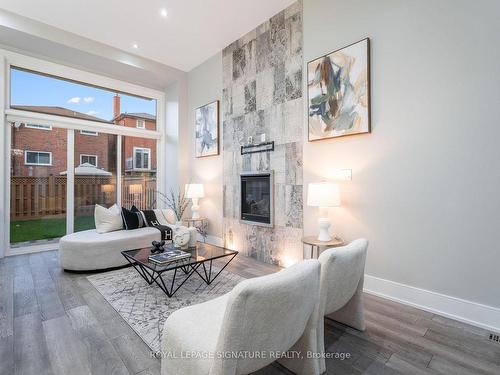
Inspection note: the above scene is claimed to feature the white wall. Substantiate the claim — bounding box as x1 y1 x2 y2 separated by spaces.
303 0 500 309
183 0 500 328
186 52 224 240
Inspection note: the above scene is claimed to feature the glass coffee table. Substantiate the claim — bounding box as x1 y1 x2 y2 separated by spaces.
121 242 238 297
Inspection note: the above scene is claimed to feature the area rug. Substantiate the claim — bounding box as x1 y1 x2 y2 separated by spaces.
87 266 245 352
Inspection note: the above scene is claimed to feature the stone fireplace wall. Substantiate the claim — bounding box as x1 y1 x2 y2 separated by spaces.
222 1 303 266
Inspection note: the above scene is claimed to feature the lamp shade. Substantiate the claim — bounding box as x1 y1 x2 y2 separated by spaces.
307 182 341 207
185 183 205 198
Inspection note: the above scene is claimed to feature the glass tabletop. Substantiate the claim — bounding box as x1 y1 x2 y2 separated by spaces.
122 242 238 273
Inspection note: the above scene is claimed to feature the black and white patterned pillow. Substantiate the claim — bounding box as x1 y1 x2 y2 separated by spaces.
121 205 145 230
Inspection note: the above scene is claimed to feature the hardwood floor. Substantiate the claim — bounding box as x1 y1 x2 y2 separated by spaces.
1 250 499 375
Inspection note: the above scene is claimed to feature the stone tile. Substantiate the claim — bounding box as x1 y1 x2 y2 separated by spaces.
270 144 286 184
254 109 269 137
256 20 270 37
285 142 303 185
274 183 286 227
286 69 302 102
285 0 302 19
231 84 246 117
273 227 303 265
286 8 303 58
256 68 275 110
222 87 233 117
244 80 257 113
232 46 246 81
256 30 272 73
283 98 304 143
222 2 303 266
273 63 286 105
269 103 284 144
243 39 257 84
285 184 303 229
222 53 234 87
237 29 257 49
270 11 287 67
222 119 233 151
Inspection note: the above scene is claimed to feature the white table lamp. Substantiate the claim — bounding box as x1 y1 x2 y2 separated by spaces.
307 182 341 241
185 183 205 219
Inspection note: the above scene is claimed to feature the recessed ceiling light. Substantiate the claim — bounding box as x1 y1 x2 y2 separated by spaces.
132 43 139 49
160 8 168 18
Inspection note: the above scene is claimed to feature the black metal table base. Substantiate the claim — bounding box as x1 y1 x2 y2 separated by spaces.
123 253 238 297
192 253 237 285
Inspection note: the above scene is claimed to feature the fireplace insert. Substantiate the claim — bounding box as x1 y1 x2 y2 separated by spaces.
240 171 274 227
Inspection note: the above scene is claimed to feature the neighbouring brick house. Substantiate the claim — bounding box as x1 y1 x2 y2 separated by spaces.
10 97 157 178
9 97 157 224
112 94 157 176
10 106 113 177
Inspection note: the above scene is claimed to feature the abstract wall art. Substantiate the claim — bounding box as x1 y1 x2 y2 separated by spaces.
308 38 371 141
195 100 219 157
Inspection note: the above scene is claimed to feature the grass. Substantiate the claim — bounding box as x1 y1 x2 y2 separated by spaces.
10 216 95 244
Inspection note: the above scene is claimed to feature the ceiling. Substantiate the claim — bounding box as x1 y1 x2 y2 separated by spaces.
0 0 295 72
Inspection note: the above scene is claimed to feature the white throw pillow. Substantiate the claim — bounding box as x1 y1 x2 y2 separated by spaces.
94 204 123 234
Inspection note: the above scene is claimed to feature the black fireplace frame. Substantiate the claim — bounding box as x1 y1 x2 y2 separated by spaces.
240 171 274 228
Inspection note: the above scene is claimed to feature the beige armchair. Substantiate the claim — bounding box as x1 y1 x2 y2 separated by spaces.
161 259 321 375
318 239 368 373
280 239 368 374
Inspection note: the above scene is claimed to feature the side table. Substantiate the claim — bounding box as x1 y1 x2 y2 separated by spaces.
183 217 208 242
302 236 344 259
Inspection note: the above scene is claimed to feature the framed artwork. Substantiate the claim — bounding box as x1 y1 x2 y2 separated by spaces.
308 38 371 141
195 100 219 157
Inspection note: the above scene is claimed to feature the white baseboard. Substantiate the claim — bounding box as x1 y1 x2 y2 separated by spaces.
7 242 59 256
364 274 500 333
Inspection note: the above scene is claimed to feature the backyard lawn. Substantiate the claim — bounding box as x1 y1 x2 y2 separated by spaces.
11 216 95 243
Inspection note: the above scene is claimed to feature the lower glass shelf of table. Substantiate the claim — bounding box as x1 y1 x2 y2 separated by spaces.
121 242 238 297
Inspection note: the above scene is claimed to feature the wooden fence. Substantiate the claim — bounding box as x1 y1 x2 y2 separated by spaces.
11 176 67 221
10 176 157 221
122 177 157 210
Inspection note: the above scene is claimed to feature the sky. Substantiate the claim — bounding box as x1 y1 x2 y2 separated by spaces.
10 68 156 121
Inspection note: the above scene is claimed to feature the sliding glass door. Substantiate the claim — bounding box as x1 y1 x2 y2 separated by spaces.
10 123 68 245
6 61 163 250
122 135 157 210
74 132 118 232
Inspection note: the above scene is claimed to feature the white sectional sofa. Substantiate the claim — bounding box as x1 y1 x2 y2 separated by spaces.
59 225 197 271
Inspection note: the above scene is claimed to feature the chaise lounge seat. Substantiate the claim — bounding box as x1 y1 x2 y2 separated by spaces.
59 226 197 271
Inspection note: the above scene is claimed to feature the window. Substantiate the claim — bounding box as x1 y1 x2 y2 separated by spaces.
75 134 117 232
6 58 162 251
80 130 98 136
136 119 145 129
123 137 156 210
25 151 52 166
25 123 52 131
11 127 67 245
133 147 150 170
80 154 98 166
10 67 157 128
